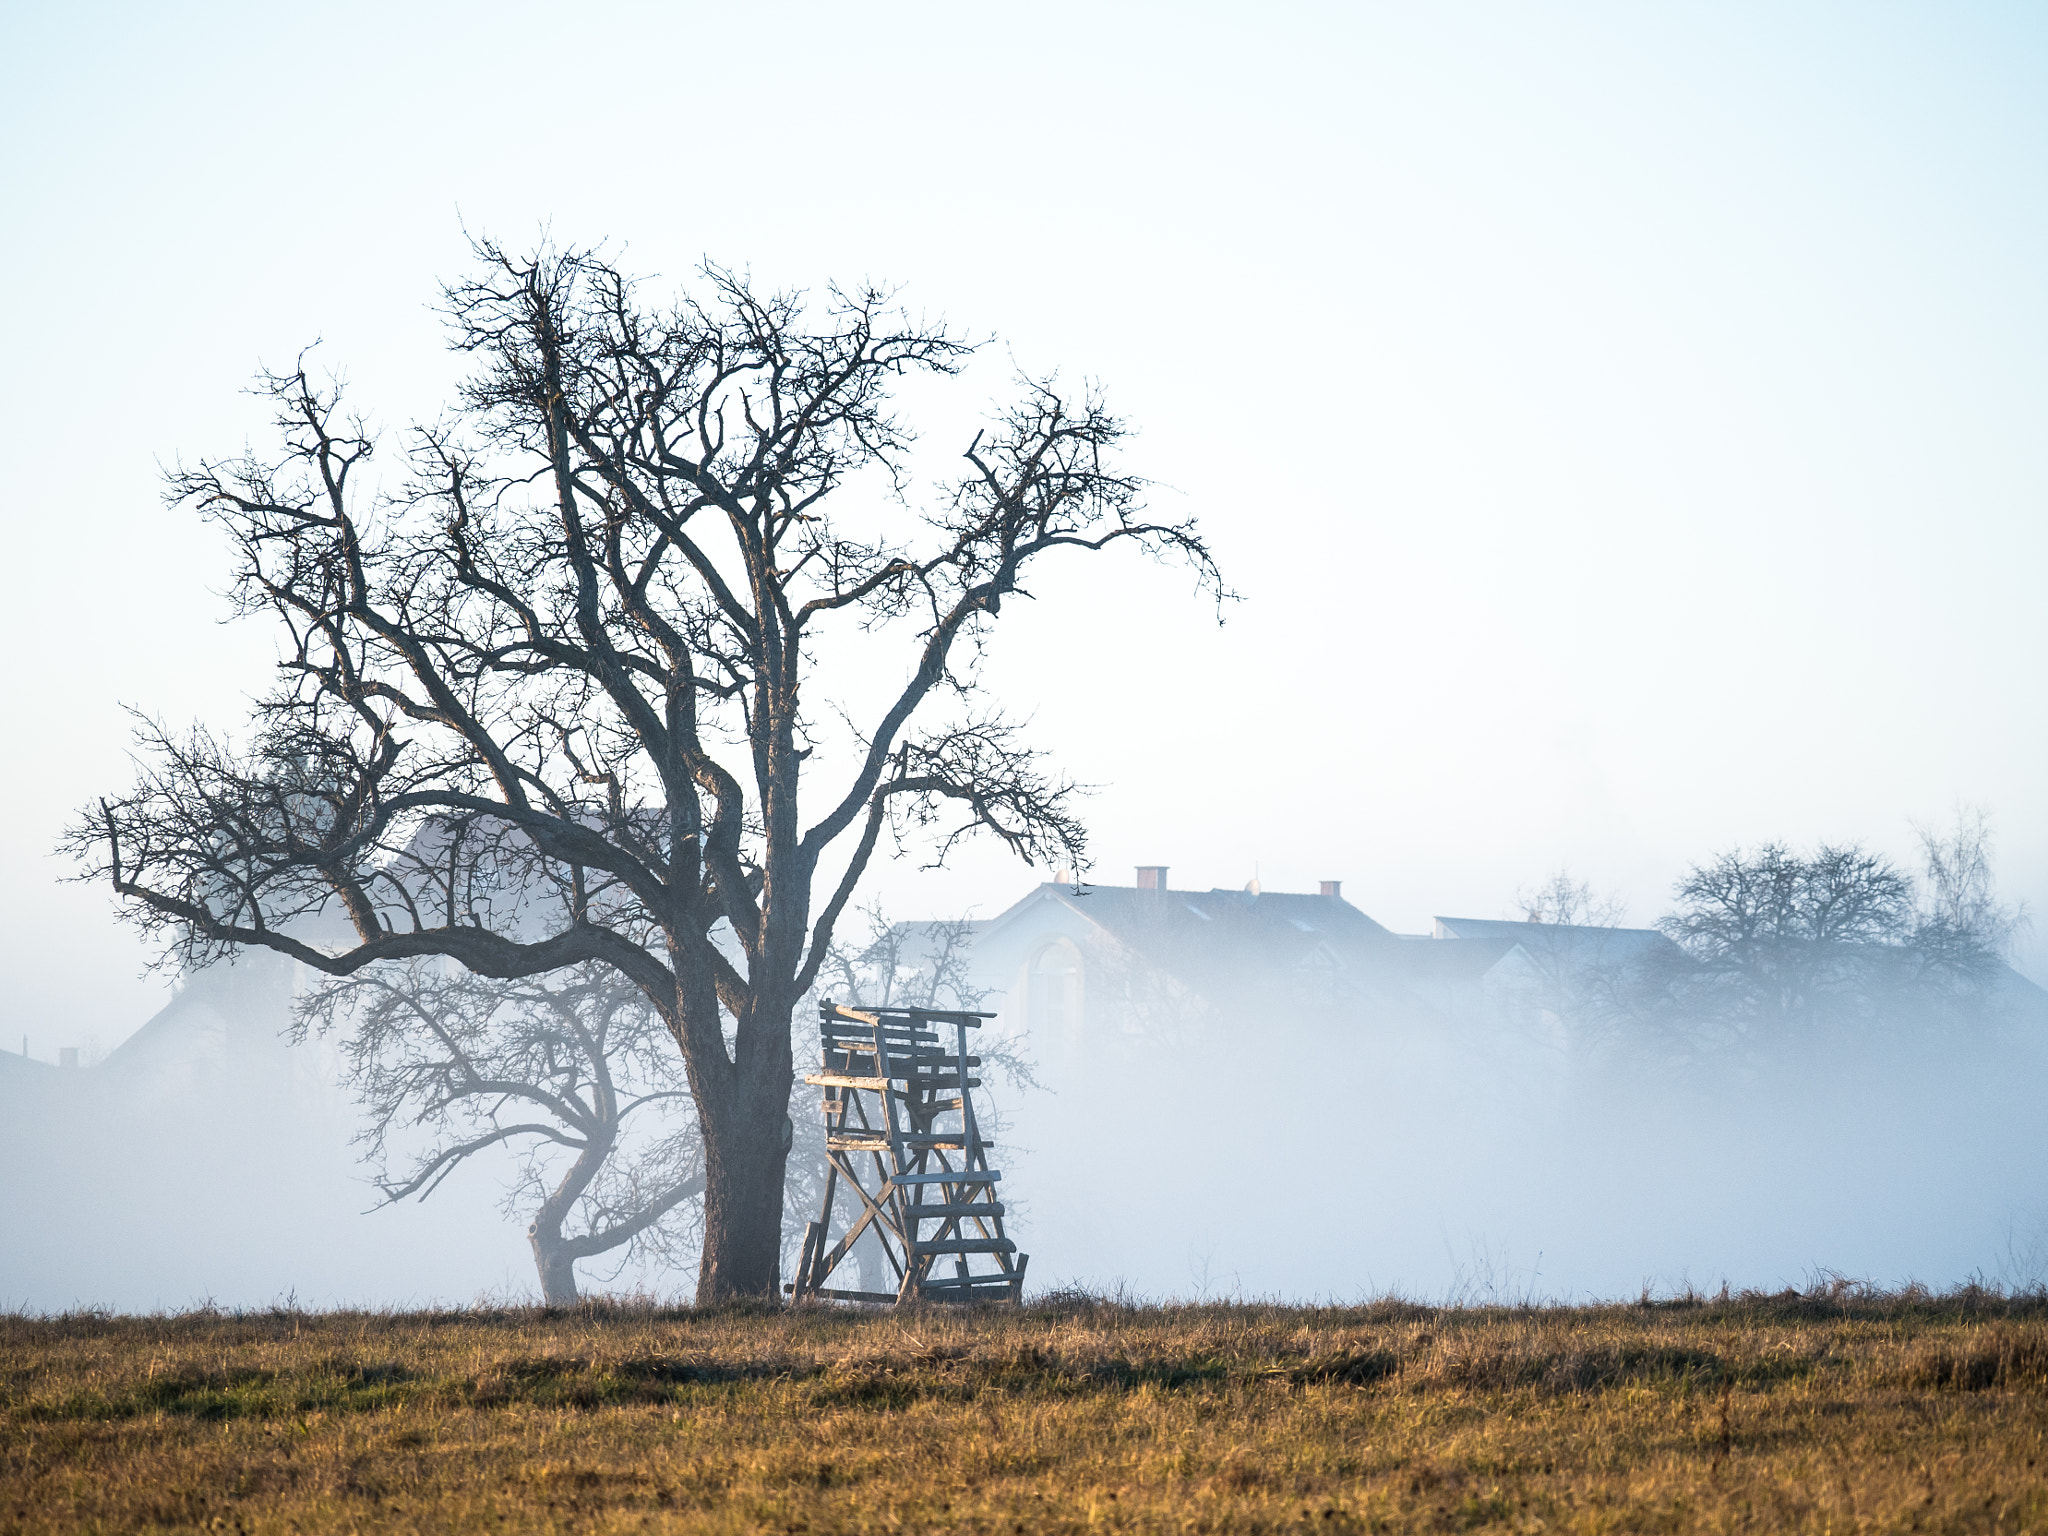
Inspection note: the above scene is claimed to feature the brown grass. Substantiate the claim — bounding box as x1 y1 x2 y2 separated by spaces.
3 1287 2046 1533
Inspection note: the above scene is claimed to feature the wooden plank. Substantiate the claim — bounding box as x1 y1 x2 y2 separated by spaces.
822 1048 983 1070
917 1275 1021 1292
794 1219 824 1296
905 1198 1003 1234
782 1284 903 1304
824 1041 979 1061
890 1169 1000 1186
805 1072 891 1090
826 1040 976 1059
874 1017 908 1155
913 1237 1017 1256
824 1004 992 1025
812 1162 840 1279
827 1134 891 1151
917 1276 1020 1296
954 1015 979 1180
822 1006 981 1023
898 1202 1005 1221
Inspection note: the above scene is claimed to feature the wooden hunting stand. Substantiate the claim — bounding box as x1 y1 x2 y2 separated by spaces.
787 1002 1027 1305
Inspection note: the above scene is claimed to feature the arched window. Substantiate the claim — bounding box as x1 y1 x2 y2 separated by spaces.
1027 939 1083 1039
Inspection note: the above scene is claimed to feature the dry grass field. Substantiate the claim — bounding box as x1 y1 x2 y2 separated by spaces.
3 1287 2045 1534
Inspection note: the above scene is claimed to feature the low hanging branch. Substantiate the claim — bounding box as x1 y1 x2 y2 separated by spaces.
69 237 1224 1302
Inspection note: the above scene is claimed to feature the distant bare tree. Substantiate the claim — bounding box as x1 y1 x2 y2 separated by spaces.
1500 869 1653 1066
812 903 1040 1095
816 903 986 1013
298 962 703 1305
1515 870 1626 929
1654 839 2010 1057
1915 807 2028 964
70 239 1220 1300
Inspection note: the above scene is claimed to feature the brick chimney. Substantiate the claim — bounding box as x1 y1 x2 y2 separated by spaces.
1320 880 1342 900
1135 865 1168 892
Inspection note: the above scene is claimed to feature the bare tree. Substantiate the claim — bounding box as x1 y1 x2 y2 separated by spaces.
813 903 1037 1093
1656 843 1912 1044
69 239 1221 1300
1515 870 1626 929
1654 839 2009 1056
817 904 985 1012
1498 869 1655 1067
298 961 703 1305
1915 806 2028 963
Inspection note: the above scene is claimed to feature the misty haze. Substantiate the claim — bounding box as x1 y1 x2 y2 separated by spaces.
7 836 2043 1311
5 6 2047 1531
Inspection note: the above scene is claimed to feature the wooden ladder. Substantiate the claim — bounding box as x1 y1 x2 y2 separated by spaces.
787 1002 1028 1305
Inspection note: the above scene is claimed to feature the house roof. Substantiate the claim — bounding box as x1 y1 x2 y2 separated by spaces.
976 880 1418 1012
0 1048 56 1080
985 882 1386 949
1430 916 1682 974
1431 916 1671 950
968 881 1707 1023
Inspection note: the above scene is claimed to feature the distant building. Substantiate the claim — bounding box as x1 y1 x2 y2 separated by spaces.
962 865 1681 1066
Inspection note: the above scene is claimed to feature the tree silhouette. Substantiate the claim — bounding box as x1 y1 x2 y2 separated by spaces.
297 960 703 1305
71 239 1220 1300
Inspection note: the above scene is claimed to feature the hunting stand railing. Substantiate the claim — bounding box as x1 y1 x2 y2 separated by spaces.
787 1002 1026 1305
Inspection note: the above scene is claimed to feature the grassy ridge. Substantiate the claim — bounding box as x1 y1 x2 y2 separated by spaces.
3 1290 2045 1533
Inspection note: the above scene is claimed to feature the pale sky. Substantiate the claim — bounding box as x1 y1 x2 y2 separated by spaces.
6 1 2048 1054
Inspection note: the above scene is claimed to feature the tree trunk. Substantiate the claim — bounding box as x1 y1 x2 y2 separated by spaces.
695 1093 794 1304
529 1222 579 1307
